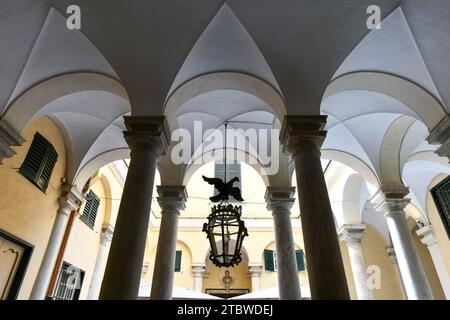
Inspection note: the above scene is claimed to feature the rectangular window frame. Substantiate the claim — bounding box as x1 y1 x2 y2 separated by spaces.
431 175 450 240
19 132 58 193
53 261 85 300
80 190 100 229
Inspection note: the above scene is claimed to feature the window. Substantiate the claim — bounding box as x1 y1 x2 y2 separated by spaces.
264 249 305 272
174 250 182 272
431 176 450 239
19 132 58 192
53 262 85 300
80 190 100 228
264 250 275 272
296 250 305 271
214 161 241 193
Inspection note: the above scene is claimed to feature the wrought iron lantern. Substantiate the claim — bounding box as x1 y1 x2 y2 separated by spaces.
201 122 248 267
202 203 248 267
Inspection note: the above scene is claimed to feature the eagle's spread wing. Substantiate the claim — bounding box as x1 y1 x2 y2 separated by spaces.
231 187 244 202
202 175 225 189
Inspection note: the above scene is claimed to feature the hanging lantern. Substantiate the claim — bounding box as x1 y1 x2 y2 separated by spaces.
201 121 248 267
202 203 248 267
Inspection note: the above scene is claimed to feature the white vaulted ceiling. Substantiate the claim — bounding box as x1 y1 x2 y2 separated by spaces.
0 0 449 193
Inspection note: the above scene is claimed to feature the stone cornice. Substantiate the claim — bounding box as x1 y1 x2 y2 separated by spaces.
156 185 188 211
427 115 450 158
279 115 327 153
58 183 84 215
416 224 437 247
265 186 296 211
338 224 366 245
0 119 25 163
123 116 170 155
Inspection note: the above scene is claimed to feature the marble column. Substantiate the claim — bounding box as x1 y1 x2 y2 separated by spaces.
427 115 450 160
30 184 83 299
86 224 114 300
100 116 169 300
416 224 450 299
248 264 263 292
0 119 24 164
192 264 206 292
386 246 408 299
265 187 301 300
280 115 349 300
372 187 433 300
151 186 187 300
338 224 373 300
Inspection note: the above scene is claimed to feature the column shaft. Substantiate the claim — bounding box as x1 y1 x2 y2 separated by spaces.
339 225 373 300
272 206 301 299
266 187 301 300
30 185 82 300
100 116 168 300
248 265 263 292
87 224 113 299
417 225 450 299
151 186 187 300
373 193 435 300
192 264 206 292
386 246 408 299
281 115 349 299
150 209 179 299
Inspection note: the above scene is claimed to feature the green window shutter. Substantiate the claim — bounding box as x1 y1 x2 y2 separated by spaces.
296 250 305 271
431 176 450 239
81 190 100 228
174 250 182 272
19 132 58 192
264 249 274 272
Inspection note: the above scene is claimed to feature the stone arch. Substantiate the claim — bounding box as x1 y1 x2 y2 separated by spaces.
340 173 364 225
73 148 130 190
321 149 381 194
379 115 416 187
323 71 447 131
2 72 130 133
163 72 286 130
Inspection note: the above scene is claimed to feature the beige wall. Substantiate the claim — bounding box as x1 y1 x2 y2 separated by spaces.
62 173 108 299
0 117 66 299
411 224 445 299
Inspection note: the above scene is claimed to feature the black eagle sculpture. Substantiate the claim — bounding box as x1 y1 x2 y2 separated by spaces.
202 175 244 202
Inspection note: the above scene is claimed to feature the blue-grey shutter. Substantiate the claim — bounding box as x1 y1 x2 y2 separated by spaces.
214 162 241 196
174 250 182 272
19 132 58 192
296 250 305 271
264 249 274 271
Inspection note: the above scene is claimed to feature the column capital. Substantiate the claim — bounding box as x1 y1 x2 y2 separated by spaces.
191 263 206 275
370 186 410 215
58 183 83 215
157 185 188 211
101 223 114 242
248 264 263 275
416 224 438 247
338 224 366 245
123 116 170 155
265 186 296 211
427 116 450 158
385 246 398 264
0 119 25 163
280 115 327 153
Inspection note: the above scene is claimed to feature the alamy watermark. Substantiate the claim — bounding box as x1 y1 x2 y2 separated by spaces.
171 121 280 176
